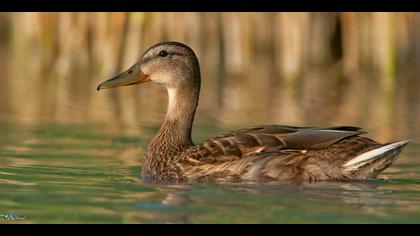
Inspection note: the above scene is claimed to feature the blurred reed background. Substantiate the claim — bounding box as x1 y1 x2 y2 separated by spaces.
0 12 418 142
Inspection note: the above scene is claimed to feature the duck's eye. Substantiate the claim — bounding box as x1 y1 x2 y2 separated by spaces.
158 50 168 57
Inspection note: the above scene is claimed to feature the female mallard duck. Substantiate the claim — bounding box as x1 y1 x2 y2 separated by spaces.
97 42 410 183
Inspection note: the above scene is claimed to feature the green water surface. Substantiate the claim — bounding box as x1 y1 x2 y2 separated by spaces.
0 123 419 224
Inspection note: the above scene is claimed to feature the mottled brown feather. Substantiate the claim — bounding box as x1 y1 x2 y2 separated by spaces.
107 42 409 183
167 126 389 182
185 125 364 163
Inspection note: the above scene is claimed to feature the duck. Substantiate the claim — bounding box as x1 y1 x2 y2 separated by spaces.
97 41 411 183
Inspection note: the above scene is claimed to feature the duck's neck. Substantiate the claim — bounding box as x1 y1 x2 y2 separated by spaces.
145 83 200 162
160 85 199 146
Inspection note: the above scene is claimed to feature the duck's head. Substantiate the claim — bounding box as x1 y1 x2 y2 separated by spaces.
97 42 200 91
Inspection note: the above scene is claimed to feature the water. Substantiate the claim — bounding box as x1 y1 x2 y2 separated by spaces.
0 12 419 224
0 122 419 224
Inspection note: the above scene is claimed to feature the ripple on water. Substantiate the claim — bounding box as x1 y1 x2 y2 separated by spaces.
0 123 419 223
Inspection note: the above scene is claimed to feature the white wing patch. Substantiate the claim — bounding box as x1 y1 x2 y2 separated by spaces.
343 140 411 167
254 147 265 153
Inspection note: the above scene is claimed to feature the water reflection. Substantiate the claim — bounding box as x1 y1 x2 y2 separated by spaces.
0 122 418 223
153 181 386 209
0 12 419 222
142 177 420 223
0 13 418 142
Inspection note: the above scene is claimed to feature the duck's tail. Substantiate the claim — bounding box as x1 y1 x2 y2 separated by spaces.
343 140 411 179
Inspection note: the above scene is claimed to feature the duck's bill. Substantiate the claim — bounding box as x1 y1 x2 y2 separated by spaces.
97 65 150 91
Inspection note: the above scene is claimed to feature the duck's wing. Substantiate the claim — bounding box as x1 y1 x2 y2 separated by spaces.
185 125 364 164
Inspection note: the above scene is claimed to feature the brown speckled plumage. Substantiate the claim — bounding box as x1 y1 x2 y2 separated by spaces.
97 42 410 183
